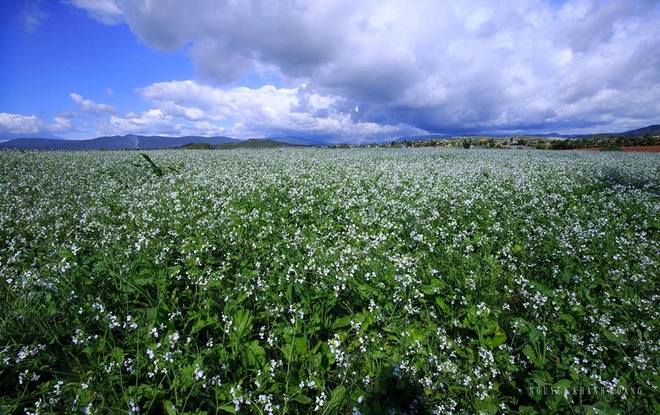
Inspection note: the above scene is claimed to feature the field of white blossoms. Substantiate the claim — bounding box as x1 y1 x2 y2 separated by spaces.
0 148 658 414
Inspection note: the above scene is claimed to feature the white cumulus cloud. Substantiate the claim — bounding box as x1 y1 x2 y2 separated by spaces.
104 109 177 135
70 93 117 116
63 0 123 25
135 80 423 140
0 113 44 135
46 116 74 133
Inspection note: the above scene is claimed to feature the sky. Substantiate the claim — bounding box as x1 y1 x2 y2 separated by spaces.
1 0 659 143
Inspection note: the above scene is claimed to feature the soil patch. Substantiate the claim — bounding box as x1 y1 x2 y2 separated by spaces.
621 145 660 152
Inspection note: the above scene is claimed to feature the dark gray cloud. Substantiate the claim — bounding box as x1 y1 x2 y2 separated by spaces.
119 0 354 82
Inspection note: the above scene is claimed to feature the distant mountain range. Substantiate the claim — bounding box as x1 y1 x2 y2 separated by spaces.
395 125 660 142
1 125 658 150
0 133 327 150
0 134 239 151
540 124 660 139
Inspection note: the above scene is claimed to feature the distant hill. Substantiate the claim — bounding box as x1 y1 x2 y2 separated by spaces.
0 138 85 150
265 136 321 146
0 131 59 142
620 125 660 136
528 132 565 138
0 134 239 150
526 125 660 139
181 139 299 150
393 125 660 141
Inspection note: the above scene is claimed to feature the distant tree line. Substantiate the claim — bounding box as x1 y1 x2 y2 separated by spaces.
387 137 504 149
550 133 660 150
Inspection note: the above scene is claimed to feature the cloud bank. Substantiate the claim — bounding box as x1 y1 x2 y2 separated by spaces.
14 0 660 139
98 81 422 141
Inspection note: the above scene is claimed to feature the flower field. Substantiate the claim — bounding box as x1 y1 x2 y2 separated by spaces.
1 148 658 414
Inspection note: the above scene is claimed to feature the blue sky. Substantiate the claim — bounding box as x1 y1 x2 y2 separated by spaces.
1 0 659 142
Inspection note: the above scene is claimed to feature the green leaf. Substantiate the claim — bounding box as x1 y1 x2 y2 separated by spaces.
191 315 219 335
435 297 450 314
558 312 576 327
553 379 572 391
603 330 621 344
233 309 253 338
523 345 545 367
217 404 236 414
486 330 507 349
245 340 266 367
474 399 499 415
527 325 542 343
327 386 347 411
530 280 553 298
518 406 538 415
163 400 177 415
132 277 152 286
294 334 308 356
331 315 352 330
145 307 158 321
292 394 313 405
310 353 329 372
140 153 164 176
111 347 124 364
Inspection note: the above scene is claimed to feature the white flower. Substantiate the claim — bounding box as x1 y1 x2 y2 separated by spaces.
194 364 205 381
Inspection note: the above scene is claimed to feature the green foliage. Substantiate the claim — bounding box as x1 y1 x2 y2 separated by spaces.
551 133 660 150
601 142 622 151
181 139 297 150
487 138 496 148
181 142 213 150
0 149 658 414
